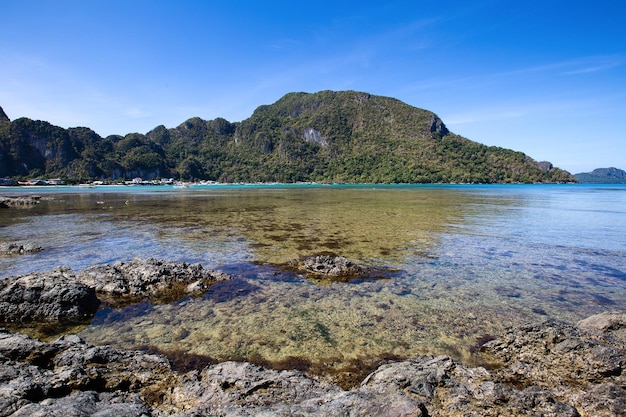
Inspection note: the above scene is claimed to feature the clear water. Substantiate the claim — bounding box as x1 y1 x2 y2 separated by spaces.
1 184 625 378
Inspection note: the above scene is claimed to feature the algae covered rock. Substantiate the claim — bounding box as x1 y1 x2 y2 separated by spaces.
287 255 394 282
77 257 231 306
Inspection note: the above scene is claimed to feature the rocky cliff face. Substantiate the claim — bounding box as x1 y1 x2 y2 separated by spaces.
0 106 9 124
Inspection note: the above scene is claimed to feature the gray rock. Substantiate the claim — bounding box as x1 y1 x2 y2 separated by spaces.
0 308 624 416
0 195 42 208
7 391 151 417
0 243 43 256
578 311 626 342
77 258 231 306
287 255 391 282
0 329 169 417
161 361 343 415
481 313 626 416
0 268 99 325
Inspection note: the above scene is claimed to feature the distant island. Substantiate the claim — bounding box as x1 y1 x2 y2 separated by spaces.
0 91 574 184
575 167 626 184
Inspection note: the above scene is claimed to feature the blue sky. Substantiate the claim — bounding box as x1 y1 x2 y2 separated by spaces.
1 0 624 174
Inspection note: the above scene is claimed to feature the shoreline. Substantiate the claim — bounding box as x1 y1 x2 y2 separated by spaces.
1 258 625 415
1 311 623 416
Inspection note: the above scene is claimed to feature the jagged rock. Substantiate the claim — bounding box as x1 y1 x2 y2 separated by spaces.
159 361 343 415
0 329 169 417
537 160 554 172
0 306 624 415
0 243 43 256
481 313 626 416
77 257 231 306
0 106 9 124
6 391 151 417
0 268 99 325
287 255 392 282
0 195 42 208
578 311 626 342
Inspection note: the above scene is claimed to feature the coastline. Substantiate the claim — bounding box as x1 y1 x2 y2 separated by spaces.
1 185 625 415
1 309 624 416
1 258 625 415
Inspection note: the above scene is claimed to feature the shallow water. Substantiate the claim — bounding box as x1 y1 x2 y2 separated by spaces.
1 184 625 377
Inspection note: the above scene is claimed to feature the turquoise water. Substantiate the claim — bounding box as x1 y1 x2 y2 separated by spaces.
1 183 625 378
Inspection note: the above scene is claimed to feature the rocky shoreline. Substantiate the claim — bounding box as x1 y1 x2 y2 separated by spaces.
0 313 623 416
0 258 624 415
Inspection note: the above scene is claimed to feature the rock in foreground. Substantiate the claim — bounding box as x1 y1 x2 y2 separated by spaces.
0 312 624 416
482 311 626 416
0 268 99 325
77 257 231 307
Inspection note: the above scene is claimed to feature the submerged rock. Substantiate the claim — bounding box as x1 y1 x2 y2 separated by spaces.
0 268 99 325
287 255 393 282
1 313 623 415
77 257 231 307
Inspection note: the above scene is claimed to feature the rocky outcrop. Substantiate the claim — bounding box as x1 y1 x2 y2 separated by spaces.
0 243 43 256
0 195 42 208
0 268 99 325
0 106 9 124
77 258 231 307
0 330 166 416
481 311 626 416
0 312 624 415
286 255 394 282
0 258 230 326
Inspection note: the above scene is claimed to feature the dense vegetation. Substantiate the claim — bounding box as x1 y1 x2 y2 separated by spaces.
575 167 626 184
0 91 575 183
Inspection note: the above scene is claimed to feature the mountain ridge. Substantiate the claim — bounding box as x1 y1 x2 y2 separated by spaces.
0 90 575 184
575 167 626 184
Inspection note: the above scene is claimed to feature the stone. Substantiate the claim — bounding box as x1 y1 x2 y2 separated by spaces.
0 329 167 417
0 301 624 415
77 257 231 307
578 311 626 342
287 255 392 282
480 313 626 416
0 195 42 208
0 243 43 256
0 268 99 325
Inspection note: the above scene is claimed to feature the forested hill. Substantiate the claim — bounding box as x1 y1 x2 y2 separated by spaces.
575 167 626 184
0 91 575 183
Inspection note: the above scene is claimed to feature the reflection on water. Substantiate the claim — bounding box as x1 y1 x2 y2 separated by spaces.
1 184 625 382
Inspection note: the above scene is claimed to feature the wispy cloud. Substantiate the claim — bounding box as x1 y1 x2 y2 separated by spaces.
501 55 626 77
444 97 597 126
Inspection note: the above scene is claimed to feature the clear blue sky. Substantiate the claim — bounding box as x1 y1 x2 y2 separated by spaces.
1 0 624 174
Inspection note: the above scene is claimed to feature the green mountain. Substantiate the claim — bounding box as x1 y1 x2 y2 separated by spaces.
575 167 626 184
0 91 574 183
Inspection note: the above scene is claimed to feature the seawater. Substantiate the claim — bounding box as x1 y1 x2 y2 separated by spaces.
1 184 625 378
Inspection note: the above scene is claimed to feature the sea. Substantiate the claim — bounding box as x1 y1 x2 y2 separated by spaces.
1 183 625 376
